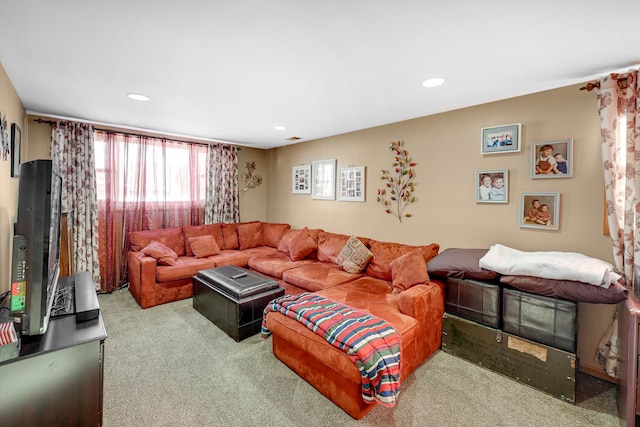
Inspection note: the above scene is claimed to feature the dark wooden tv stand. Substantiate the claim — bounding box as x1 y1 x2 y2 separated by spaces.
0 272 107 426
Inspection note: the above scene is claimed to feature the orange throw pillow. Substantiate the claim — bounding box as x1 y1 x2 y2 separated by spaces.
141 240 178 266
188 235 221 259
390 249 430 293
289 227 317 261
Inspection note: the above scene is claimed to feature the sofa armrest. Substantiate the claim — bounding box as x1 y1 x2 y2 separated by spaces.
398 280 445 361
128 251 158 309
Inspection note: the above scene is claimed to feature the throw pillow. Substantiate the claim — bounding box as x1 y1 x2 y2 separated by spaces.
390 249 430 293
335 236 374 274
188 235 221 259
288 227 317 261
277 229 299 255
182 224 224 256
141 240 178 266
237 222 264 250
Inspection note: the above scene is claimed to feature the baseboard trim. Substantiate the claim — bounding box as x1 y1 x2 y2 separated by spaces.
579 364 619 385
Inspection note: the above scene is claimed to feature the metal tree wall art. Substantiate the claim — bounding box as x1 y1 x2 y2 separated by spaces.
376 140 417 222
241 161 263 192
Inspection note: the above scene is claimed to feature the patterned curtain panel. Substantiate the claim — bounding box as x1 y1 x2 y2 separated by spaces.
51 121 101 289
205 144 239 224
94 131 208 292
593 69 640 379
596 70 640 284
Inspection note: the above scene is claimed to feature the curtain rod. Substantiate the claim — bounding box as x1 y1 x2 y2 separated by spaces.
31 117 240 149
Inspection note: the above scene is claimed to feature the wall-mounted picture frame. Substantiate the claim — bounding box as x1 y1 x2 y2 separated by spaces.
312 159 336 200
11 123 20 178
292 164 311 194
481 123 521 155
531 138 573 178
338 166 365 202
520 192 560 230
475 169 508 203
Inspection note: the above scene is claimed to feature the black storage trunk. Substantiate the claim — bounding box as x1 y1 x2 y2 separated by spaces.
442 313 576 403
444 277 501 328
502 288 577 353
193 266 284 342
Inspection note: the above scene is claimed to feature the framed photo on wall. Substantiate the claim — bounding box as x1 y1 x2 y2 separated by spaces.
481 123 521 155
519 192 560 230
531 139 573 178
475 169 508 203
338 166 365 202
311 159 336 200
292 165 311 194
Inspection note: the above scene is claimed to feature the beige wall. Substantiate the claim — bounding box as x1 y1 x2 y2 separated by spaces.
265 83 614 376
0 64 26 295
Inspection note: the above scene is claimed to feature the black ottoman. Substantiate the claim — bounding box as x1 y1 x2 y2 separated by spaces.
502 288 577 353
444 277 501 328
193 266 284 341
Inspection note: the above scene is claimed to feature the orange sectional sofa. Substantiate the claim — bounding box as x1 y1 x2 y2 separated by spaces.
126 221 445 419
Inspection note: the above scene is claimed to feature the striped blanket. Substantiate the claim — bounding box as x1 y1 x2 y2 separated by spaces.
261 292 401 407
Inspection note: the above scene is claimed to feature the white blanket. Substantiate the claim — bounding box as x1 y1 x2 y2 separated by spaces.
478 244 621 288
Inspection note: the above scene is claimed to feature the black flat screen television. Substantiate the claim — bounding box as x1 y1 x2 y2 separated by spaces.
10 159 63 336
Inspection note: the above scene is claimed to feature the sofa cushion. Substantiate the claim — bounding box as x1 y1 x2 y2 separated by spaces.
335 236 374 274
289 227 318 261
129 226 186 256
366 241 439 281
237 222 264 250
141 240 179 266
500 275 628 304
188 235 221 258
156 256 216 282
282 263 362 292
248 252 315 279
277 229 297 255
262 223 291 248
390 249 430 293
183 224 224 256
426 248 499 281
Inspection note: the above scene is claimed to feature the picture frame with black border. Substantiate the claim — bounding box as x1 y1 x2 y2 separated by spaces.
531 138 573 178
475 169 508 203
481 123 521 154
11 123 20 178
519 192 560 230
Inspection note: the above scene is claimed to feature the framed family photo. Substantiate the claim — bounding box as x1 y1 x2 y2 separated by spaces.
481 123 521 154
475 169 508 203
311 159 336 200
292 165 311 194
519 192 560 230
531 139 573 178
338 166 365 202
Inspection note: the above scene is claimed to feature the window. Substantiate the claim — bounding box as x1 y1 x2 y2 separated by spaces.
93 132 208 203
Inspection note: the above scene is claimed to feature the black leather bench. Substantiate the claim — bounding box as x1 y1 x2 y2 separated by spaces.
193 266 284 341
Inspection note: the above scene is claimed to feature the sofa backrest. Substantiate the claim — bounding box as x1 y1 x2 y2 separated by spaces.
366 241 440 281
183 224 224 256
128 227 186 257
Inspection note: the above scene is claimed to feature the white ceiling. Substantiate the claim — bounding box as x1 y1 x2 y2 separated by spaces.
0 1 638 149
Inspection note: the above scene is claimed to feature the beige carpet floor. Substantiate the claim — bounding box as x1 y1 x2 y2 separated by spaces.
98 289 620 427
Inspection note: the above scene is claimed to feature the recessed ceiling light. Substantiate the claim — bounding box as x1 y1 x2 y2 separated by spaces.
274 125 287 131
422 77 445 88
127 93 150 101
